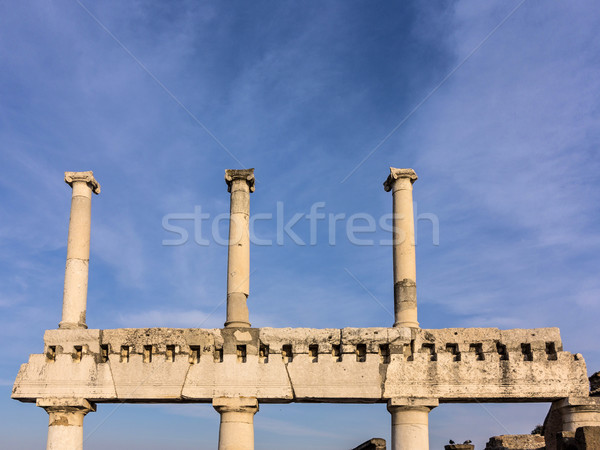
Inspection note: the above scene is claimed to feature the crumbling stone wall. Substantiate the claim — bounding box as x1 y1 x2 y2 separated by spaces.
353 438 386 450
484 434 545 450
556 427 600 450
589 372 600 397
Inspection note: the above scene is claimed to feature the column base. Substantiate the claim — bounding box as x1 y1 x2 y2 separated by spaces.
393 321 419 328
58 321 88 330
224 321 251 328
225 292 250 328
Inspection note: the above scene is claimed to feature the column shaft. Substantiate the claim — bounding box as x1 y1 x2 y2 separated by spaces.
213 397 259 450
60 172 100 329
224 169 255 328
387 398 437 450
37 398 95 450
46 410 86 450
389 406 430 450
384 168 418 328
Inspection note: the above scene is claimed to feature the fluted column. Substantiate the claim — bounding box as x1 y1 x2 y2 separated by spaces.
213 397 259 450
384 168 418 328
387 398 438 450
224 169 255 328
59 171 100 329
37 398 96 450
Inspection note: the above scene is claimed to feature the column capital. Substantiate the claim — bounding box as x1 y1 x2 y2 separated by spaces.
65 171 101 194
213 397 259 414
387 397 438 411
225 169 255 193
555 396 600 411
36 398 96 414
383 168 418 192
555 396 600 432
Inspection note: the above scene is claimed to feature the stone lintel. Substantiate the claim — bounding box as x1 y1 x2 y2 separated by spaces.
225 169 255 193
64 171 101 194
388 397 439 409
383 167 418 192
213 397 259 414
36 397 96 413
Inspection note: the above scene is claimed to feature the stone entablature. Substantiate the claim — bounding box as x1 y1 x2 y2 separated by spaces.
13 326 588 404
12 167 600 449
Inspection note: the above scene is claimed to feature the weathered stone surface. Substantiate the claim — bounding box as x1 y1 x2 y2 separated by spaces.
383 327 587 401
556 431 576 450
213 397 258 450
383 168 418 191
60 171 100 330
555 397 600 432
64 171 100 194
384 167 419 328
224 168 255 328
12 327 589 403
445 445 474 450
575 426 600 449
353 438 386 449
544 401 563 450
388 398 436 450
11 167 600 450
590 371 600 396
484 434 545 449
37 398 96 450
224 168 255 193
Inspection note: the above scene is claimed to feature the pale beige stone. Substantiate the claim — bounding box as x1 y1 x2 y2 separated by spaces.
353 438 386 450
213 397 258 450
224 169 255 328
556 397 600 431
388 398 437 450
10 167 600 449
12 327 588 404
37 398 95 450
484 434 545 449
384 168 418 328
60 171 100 330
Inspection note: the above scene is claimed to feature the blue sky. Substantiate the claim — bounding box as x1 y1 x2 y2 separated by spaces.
1 1 600 448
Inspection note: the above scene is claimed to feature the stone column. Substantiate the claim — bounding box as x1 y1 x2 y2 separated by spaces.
213 397 259 450
383 168 419 328
224 169 255 328
37 398 96 450
59 171 100 329
387 398 438 450
556 397 600 431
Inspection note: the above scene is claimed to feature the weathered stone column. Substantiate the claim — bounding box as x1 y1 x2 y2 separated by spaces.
37 398 96 450
59 171 100 329
224 169 255 328
556 397 600 431
387 398 438 450
383 168 419 328
213 397 259 450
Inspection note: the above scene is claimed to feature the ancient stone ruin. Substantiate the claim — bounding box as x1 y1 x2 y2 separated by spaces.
11 168 600 449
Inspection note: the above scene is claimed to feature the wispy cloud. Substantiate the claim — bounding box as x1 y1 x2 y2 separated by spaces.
2 1 599 448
